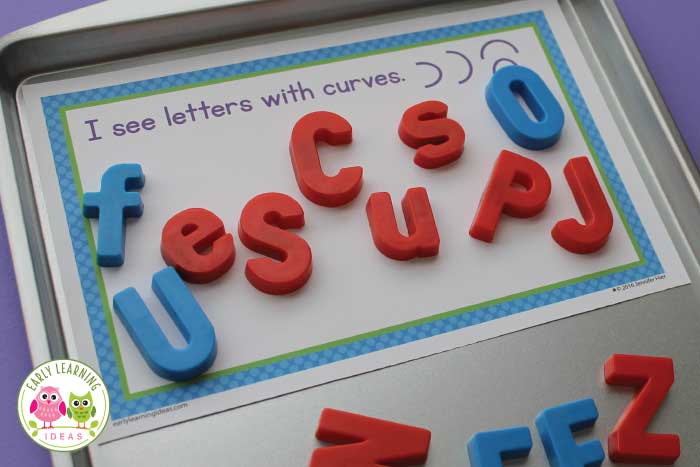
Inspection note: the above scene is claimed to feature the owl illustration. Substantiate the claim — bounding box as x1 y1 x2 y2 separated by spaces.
67 392 96 428
29 386 66 429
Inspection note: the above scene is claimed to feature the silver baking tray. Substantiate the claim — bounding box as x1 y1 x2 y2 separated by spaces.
1 1 699 466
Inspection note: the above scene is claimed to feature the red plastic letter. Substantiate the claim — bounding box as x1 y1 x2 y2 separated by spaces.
160 208 235 283
551 157 613 254
366 187 440 260
398 100 466 169
469 150 551 242
604 354 680 464
289 111 362 207
238 192 312 295
309 408 431 467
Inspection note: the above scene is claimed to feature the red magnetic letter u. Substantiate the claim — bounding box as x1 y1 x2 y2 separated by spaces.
366 187 439 260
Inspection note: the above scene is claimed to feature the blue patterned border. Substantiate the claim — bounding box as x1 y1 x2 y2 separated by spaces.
40 11 662 419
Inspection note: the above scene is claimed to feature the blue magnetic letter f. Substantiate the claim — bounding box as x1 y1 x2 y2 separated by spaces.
83 163 145 267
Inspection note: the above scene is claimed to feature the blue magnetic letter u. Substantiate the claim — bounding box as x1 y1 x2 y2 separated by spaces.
113 267 217 381
83 163 145 267
486 65 564 150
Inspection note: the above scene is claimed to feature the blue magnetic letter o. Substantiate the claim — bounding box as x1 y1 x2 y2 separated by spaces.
486 65 564 150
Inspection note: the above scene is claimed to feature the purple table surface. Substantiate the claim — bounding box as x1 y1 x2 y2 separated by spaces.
616 0 700 165
0 1 697 465
0 4 103 467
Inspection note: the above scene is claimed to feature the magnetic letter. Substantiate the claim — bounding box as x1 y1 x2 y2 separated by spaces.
467 427 532 467
82 163 145 267
486 65 564 150
113 267 217 381
552 157 613 254
469 150 551 242
309 408 431 467
161 208 235 283
238 192 312 295
535 398 605 467
605 354 680 464
366 187 440 260
289 111 362 207
398 100 466 169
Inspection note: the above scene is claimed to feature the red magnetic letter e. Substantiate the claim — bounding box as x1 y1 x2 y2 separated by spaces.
309 408 431 467
605 354 680 464
161 208 235 283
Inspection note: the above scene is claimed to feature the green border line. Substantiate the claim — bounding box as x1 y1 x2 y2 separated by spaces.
61 112 131 399
59 23 644 401
532 26 643 260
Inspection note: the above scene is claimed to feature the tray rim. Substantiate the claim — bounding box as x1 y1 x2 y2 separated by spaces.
2 1 699 466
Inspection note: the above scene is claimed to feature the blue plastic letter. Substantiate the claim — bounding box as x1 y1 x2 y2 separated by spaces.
113 267 217 381
82 163 145 267
468 426 532 467
535 398 605 467
486 65 564 150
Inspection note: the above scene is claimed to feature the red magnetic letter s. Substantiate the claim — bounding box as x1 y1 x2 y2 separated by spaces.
238 192 312 295
398 100 465 169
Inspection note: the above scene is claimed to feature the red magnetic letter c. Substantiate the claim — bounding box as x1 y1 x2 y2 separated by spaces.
289 111 362 207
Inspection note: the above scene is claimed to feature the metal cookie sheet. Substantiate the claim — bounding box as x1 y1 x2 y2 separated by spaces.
1 1 699 466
